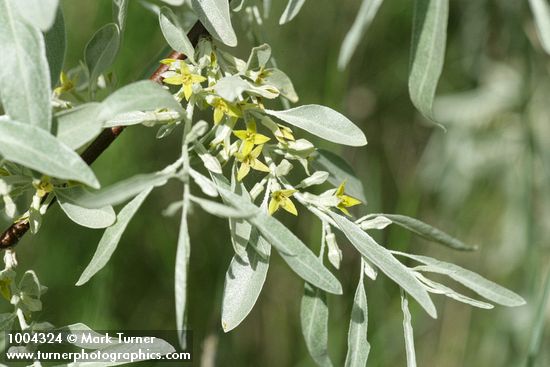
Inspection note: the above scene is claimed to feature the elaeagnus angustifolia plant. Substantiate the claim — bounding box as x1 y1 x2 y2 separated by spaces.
0 0 535 365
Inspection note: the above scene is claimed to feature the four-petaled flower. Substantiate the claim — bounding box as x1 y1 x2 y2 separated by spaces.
234 145 269 181
274 124 295 143
233 120 270 155
211 98 241 124
163 61 206 100
269 189 298 216
335 181 361 216
53 71 75 95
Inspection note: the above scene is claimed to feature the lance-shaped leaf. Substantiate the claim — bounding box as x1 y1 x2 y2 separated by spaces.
529 0 550 55
44 8 66 87
159 6 196 62
221 235 271 332
0 119 99 188
338 0 384 70
279 0 306 24
328 212 436 317
265 105 367 147
175 185 190 349
401 291 417 367
14 0 59 31
56 189 116 229
301 283 333 367
76 189 152 286
393 252 526 307
345 278 370 367
85 23 121 89
409 0 448 120
190 195 251 218
112 0 129 34
0 0 52 131
191 0 237 47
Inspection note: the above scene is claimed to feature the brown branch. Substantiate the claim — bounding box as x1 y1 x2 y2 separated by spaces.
0 22 210 250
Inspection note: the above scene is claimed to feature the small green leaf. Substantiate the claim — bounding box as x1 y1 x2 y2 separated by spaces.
328 212 437 317
279 0 306 24
301 283 333 367
0 119 99 188
338 0 384 70
265 105 367 147
191 0 237 47
400 290 417 367
529 0 550 54
56 190 116 229
14 0 59 31
84 23 121 89
345 278 370 367
221 237 271 332
159 6 196 62
0 0 52 131
76 189 152 286
409 0 448 120
44 8 66 87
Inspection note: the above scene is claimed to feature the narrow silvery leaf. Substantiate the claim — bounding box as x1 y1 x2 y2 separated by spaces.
246 44 271 70
14 0 59 31
393 252 526 307
175 186 190 349
0 119 99 188
56 103 103 150
194 144 222 174
159 6 196 62
529 0 550 54
263 68 299 103
112 0 129 33
265 105 367 147
377 214 476 251
191 0 238 47
56 190 116 229
301 283 333 367
106 110 181 127
279 0 306 24
0 0 52 130
64 171 172 209
297 171 329 189
44 8 66 87
311 149 366 203
229 167 252 257
328 212 437 318
401 291 417 367
190 196 250 218
221 237 271 332
358 215 392 231
345 278 370 367
190 168 219 197
84 23 121 88
76 189 152 286
214 75 250 102
409 0 449 120
338 0 384 70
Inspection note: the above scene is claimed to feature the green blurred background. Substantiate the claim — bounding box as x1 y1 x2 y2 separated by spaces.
3 0 550 366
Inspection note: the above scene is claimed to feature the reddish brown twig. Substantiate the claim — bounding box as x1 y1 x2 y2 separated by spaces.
0 22 209 250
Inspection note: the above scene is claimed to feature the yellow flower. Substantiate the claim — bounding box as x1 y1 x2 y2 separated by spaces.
233 120 270 155
163 62 206 100
268 189 298 216
211 98 241 124
33 177 53 198
273 124 295 143
335 181 361 216
53 71 75 95
234 145 269 181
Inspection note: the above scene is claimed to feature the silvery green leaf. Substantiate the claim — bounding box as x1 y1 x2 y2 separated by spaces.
338 0 383 70
0 0 52 131
265 105 367 147
311 149 366 203
214 75 252 102
232 0 246 12
185 120 209 142
275 159 293 177
112 0 129 33
175 185 190 349
376 214 476 251
326 233 342 270
194 143 222 174
300 283 333 367
160 0 185 5
191 0 237 47
0 119 99 188
44 8 66 87
56 190 116 229
56 103 103 150
76 189 152 286
190 168 219 197
229 168 252 257
190 195 250 218
99 80 184 121
63 171 172 209
328 212 437 317
409 0 449 120
345 278 370 367
105 110 181 128
297 171 329 189
14 0 59 31
358 215 392 231
246 44 271 70
279 0 306 24
393 252 526 307
162 201 183 217
159 6 196 62
401 291 417 367
362 258 378 280
263 68 299 103
529 0 550 54
221 237 271 332
84 23 121 88
211 172 343 294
